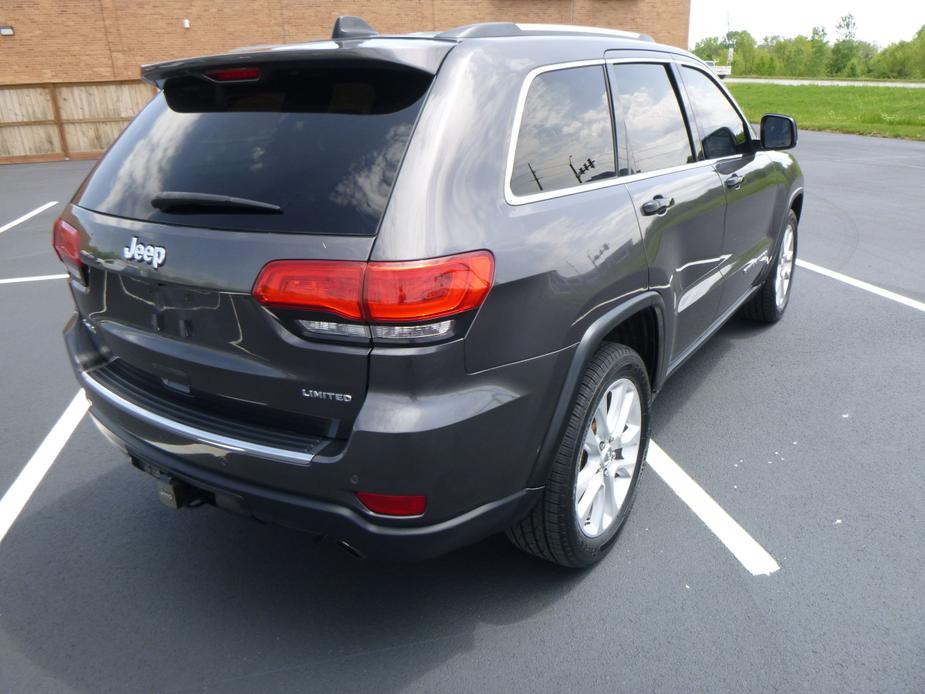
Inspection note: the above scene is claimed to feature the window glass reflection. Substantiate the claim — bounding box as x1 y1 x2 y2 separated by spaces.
681 67 750 159
511 66 616 196
609 63 694 174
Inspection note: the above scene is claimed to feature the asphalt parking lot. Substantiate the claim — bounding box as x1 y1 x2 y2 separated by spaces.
0 130 923 693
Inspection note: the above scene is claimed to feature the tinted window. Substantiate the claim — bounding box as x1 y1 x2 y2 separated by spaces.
510 66 616 196
681 66 751 159
77 66 432 235
609 63 694 174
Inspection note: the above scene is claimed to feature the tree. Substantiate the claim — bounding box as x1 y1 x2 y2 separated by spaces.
693 36 727 62
835 14 857 42
726 30 758 74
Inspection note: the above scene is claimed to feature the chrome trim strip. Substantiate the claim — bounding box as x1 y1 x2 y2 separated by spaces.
503 55 754 207
81 371 322 465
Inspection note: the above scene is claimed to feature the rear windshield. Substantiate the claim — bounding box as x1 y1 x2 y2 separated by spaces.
77 65 432 235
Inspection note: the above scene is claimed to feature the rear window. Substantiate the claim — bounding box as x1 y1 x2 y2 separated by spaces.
77 65 432 235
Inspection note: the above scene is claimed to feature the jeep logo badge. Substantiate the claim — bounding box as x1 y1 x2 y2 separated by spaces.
123 236 167 270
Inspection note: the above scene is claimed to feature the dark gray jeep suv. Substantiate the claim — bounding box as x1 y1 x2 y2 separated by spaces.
55 18 803 567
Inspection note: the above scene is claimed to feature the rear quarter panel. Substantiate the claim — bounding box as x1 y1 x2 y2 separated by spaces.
375 38 650 372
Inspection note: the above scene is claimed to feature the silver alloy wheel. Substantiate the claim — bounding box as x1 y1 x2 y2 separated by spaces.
574 377 642 538
775 222 795 310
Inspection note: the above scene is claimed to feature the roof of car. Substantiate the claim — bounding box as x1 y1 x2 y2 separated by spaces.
142 19 693 87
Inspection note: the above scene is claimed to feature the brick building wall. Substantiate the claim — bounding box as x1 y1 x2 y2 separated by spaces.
0 0 690 85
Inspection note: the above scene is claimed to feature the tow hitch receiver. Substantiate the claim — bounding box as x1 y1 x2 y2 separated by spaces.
157 475 200 510
131 457 204 509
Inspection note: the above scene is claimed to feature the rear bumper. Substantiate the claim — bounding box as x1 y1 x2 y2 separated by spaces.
90 406 540 560
65 313 570 559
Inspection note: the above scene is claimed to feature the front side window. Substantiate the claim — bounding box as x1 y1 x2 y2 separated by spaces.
681 66 751 159
510 66 616 196
608 63 694 175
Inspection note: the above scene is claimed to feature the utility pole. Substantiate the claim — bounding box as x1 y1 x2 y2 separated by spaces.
527 162 543 191
569 156 596 183
569 155 582 184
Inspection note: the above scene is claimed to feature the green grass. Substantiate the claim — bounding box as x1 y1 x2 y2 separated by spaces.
727 83 925 140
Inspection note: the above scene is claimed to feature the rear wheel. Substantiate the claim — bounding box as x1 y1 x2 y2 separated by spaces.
507 343 650 568
742 209 798 323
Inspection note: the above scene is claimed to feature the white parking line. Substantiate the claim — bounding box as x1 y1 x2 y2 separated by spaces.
647 440 781 576
0 273 68 285
0 391 88 545
0 201 58 235
797 259 925 313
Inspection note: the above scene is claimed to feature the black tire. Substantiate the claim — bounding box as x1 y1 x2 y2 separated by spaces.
742 209 798 323
507 343 650 568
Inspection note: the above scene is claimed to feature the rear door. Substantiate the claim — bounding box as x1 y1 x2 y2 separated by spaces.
607 60 728 364
68 60 435 438
677 64 779 312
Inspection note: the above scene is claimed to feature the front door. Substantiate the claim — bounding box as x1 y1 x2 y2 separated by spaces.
607 60 729 363
677 64 780 312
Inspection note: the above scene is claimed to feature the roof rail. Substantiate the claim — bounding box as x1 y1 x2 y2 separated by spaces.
332 16 378 40
436 21 654 42
517 23 654 42
436 22 522 39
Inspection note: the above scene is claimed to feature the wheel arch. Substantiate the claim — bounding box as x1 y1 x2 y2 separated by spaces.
525 291 667 488
789 187 804 220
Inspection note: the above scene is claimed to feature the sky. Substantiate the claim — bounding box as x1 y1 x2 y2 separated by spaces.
688 0 925 49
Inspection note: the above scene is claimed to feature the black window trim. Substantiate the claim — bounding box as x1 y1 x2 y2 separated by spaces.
504 56 739 207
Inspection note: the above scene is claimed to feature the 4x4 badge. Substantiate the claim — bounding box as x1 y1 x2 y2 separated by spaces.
123 236 167 270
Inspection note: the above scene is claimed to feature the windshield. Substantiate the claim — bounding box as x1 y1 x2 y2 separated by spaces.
76 65 432 235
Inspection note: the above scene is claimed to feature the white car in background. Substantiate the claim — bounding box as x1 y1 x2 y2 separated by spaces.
704 60 732 79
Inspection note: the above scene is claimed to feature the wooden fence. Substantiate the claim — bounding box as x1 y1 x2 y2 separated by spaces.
0 80 155 164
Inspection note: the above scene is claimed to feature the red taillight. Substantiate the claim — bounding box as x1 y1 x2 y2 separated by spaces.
252 260 365 319
365 252 494 322
252 251 494 324
356 492 427 517
52 218 82 271
205 67 261 82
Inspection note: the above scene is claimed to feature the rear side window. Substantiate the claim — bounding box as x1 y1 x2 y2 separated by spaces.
76 65 432 235
608 63 694 175
510 66 616 196
680 66 751 159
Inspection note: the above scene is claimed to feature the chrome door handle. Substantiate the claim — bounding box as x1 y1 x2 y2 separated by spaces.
725 174 744 190
641 195 674 216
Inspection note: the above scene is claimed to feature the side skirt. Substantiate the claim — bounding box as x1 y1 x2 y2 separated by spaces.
666 285 760 379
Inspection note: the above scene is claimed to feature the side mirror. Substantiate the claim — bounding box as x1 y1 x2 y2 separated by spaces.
761 114 798 150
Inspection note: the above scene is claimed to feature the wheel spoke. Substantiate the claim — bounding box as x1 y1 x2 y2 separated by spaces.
594 397 610 441
620 423 641 447
611 387 635 441
611 476 632 509
588 486 605 534
576 459 598 494
605 382 624 435
576 471 602 520
584 426 600 457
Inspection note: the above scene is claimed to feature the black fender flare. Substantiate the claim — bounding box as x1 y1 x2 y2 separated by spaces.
756 185 804 288
526 290 667 488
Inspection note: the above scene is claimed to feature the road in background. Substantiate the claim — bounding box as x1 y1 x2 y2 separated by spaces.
0 131 922 693
727 77 925 88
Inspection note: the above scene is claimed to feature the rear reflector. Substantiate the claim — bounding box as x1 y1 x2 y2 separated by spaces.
205 67 261 82
356 492 427 516
52 218 83 274
252 251 494 324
